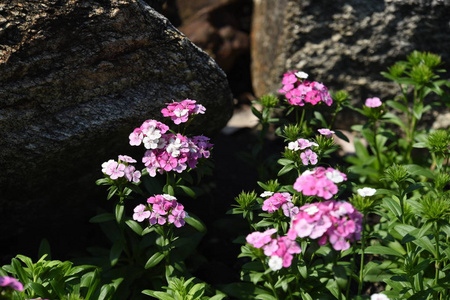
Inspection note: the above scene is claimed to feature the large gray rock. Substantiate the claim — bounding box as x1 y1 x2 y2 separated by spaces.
0 0 232 259
251 0 450 104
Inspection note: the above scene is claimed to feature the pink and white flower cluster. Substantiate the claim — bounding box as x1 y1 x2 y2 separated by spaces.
279 71 333 107
161 99 206 125
133 194 187 228
246 229 302 271
140 133 212 177
102 155 142 182
260 192 299 218
294 167 347 199
129 101 213 177
288 200 363 251
288 138 319 166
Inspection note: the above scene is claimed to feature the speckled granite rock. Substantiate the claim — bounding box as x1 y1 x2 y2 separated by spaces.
251 0 450 103
0 0 232 259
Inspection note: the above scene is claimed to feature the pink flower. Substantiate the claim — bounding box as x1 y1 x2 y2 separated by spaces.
246 228 277 248
138 194 186 228
294 167 346 199
161 99 206 125
133 204 151 222
300 149 318 165
261 192 292 213
288 200 362 251
263 236 301 269
318 128 335 138
0 276 24 291
365 97 382 108
279 72 333 107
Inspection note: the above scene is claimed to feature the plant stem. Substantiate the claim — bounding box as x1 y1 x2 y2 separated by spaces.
358 216 367 295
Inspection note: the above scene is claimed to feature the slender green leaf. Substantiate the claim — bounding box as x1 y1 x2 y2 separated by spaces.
185 212 207 232
365 245 405 258
125 219 143 236
29 282 53 299
145 252 165 269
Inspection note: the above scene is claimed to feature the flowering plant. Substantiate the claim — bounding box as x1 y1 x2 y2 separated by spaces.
1 52 448 300
227 51 449 299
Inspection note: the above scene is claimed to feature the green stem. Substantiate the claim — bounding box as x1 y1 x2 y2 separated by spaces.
358 216 367 295
433 223 441 299
372 121 382 171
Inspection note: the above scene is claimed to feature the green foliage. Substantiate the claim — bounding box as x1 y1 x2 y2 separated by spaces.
1 253 119 300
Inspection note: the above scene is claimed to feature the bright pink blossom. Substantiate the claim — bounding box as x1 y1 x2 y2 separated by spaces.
134 194 186 228
279 71 333 107
262 192 292 213
365 97 382 108
288 200 362 251
293 167 346 199
0 276 24 291
161 99 206 125
247 229 302 270
246 228 277 248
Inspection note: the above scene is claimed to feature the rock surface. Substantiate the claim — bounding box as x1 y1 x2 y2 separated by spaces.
251 0 450 103
0 0 233 260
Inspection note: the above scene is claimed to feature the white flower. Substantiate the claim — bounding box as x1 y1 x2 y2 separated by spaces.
288 141 300 151
260 191 274 198
295 71 309 79
326 170 345 183
268 256 283 271
370 293 389 300
357 187 377 197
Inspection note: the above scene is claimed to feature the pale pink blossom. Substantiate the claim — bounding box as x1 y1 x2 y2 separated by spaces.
318 128 335 138
365 97 382 108
133 204 151 222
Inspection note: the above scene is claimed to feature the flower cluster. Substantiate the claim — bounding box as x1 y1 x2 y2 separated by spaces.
129 101 213 177
101 155 141 182
288 200 363 251
288 138 319 166
140 133 212 177
260 191 298 218
0 276 23 291
161 99 206 125
246 229 302 271
279 71 332 107
293 167 347 199
133 194 187 228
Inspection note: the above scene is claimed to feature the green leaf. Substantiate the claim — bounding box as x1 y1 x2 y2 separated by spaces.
382 197 402 219
386 100 409 113
115 203 124 223
185 212 207 232
82 269 101 300
110 242 123 267
404 164 435 179
30 282 53 299
90 213 115 223
177 185 196 198
277 164 295 176
145 252 165 269
334 130 349 143
256 295 277 300
365 245 405 258
125 219 143 236
11 258 30 286
142 290 175 300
